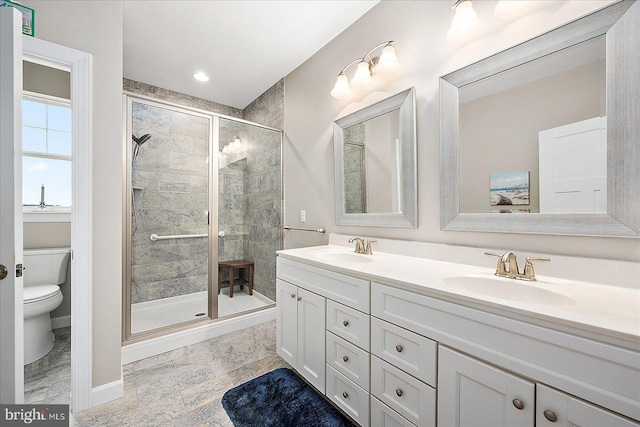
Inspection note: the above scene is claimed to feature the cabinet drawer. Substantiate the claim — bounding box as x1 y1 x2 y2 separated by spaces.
371 356 436 426
371 317 437 387
277 257 369 312
370 396 416 427
326 365 370 427
327 299 370 350
327 332 370 390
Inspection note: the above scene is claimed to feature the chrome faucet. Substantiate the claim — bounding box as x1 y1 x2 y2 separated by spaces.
348 237 365 254
485 252 550 281
348 237 376 255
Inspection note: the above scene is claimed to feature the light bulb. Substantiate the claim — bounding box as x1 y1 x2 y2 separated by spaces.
351 61 373 88
192 72 210 82
222 144 230 153
447 0 480 42
232 137 241 149
494 0 533 18
376 44 399 75
330 73 351 99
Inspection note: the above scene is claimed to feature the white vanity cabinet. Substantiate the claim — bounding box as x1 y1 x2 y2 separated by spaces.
277 253 640 427
276 278 326 393
276 257 371 424
536 384 640 427
438 346 535 426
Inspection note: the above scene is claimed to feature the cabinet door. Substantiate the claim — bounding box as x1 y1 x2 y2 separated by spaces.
297 287 326 394
537 384 639 427
438 347 535 427
276 279 298 367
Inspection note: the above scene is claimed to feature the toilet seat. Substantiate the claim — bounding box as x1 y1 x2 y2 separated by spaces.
24 285 61 304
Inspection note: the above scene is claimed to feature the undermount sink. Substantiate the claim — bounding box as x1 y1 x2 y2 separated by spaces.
310 250 373 264
443 275 575 306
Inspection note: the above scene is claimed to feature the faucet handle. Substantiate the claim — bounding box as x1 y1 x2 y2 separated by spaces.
484 252 508 276
365 240 377 255
522 257 550 281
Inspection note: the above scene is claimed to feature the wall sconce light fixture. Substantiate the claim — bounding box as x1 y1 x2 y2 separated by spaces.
331 41 399 99
221 136 241 154
447 0 480 42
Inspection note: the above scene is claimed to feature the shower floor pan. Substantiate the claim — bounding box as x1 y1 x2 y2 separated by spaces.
131 288 273 334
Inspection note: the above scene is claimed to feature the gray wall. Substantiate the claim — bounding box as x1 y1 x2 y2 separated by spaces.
282 0 640 262
130 102 210 304
21 0 125 388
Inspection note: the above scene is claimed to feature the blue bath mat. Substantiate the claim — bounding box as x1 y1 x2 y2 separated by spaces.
222 367 355 427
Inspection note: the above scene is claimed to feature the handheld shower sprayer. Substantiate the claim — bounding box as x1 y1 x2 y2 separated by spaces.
132 134 151 159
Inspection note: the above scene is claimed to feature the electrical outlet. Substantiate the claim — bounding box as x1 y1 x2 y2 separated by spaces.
300 210 306 223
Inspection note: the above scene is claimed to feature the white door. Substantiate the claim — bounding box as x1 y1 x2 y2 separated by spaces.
276 279 298 367
539 117 607 213
297 287 326 394
537 384 639 427
0 7 24 404
438 347 535 427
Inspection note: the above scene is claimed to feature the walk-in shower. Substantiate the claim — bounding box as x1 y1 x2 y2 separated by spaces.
123 95 282 340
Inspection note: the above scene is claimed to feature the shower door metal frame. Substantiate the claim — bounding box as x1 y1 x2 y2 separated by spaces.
122 95 217 343
122 92 283 344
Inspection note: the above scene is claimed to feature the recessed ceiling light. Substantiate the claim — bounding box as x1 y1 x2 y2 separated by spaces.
192 72 210 82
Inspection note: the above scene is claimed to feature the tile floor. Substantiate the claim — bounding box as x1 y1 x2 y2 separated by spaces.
25 321 289 426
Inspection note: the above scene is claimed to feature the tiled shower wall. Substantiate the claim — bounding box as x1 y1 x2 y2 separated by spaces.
130 102 210 303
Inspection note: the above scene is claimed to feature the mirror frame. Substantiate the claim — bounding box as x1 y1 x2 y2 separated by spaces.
334 87 417 227
440 0 639 238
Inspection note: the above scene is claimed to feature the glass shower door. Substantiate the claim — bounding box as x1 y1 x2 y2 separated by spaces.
128 98 212 335
217 118 281 318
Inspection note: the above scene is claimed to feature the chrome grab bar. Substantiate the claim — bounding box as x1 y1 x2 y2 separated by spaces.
283 225 326 234
149 232 224 241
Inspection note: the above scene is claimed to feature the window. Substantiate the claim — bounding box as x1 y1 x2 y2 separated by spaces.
22 93 72 217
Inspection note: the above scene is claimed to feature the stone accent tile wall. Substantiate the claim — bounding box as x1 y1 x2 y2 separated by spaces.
343 124 366 213
131 101 211 304
124 78 242 118
242 79 284 129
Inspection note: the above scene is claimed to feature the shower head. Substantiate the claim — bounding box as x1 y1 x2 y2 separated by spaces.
133 134 151 146
132 134 151 161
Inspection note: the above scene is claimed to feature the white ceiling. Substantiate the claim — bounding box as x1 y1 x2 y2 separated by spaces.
123 1 379 110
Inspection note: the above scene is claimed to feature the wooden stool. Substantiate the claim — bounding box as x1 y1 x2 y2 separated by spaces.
218 260 254 298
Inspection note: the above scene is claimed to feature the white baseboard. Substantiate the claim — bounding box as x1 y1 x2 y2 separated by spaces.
51 315 71 329
121 307 276 364
90 377 124 408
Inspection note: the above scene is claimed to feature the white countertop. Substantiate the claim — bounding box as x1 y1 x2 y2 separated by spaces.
277 244 640 351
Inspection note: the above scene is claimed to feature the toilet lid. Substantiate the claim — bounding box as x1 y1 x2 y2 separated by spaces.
24 285 60 303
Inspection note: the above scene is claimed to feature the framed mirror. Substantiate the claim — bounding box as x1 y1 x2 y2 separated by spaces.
440 1 639 238
334 87 417 227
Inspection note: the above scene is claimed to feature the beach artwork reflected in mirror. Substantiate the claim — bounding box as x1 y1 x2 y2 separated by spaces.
490 171 530 208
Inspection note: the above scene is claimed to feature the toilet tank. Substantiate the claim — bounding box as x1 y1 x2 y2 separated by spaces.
23 248 71 287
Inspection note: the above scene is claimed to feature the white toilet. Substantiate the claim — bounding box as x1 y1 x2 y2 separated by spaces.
23 247 71 365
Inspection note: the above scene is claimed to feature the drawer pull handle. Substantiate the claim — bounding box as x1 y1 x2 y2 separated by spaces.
395 388 403 397
342 392 348 399
297 297 302 301
395 345 403 353
543 410 557 422
290 294 295 298
512 399 524 410
343 356 349 362
343 320 349 327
